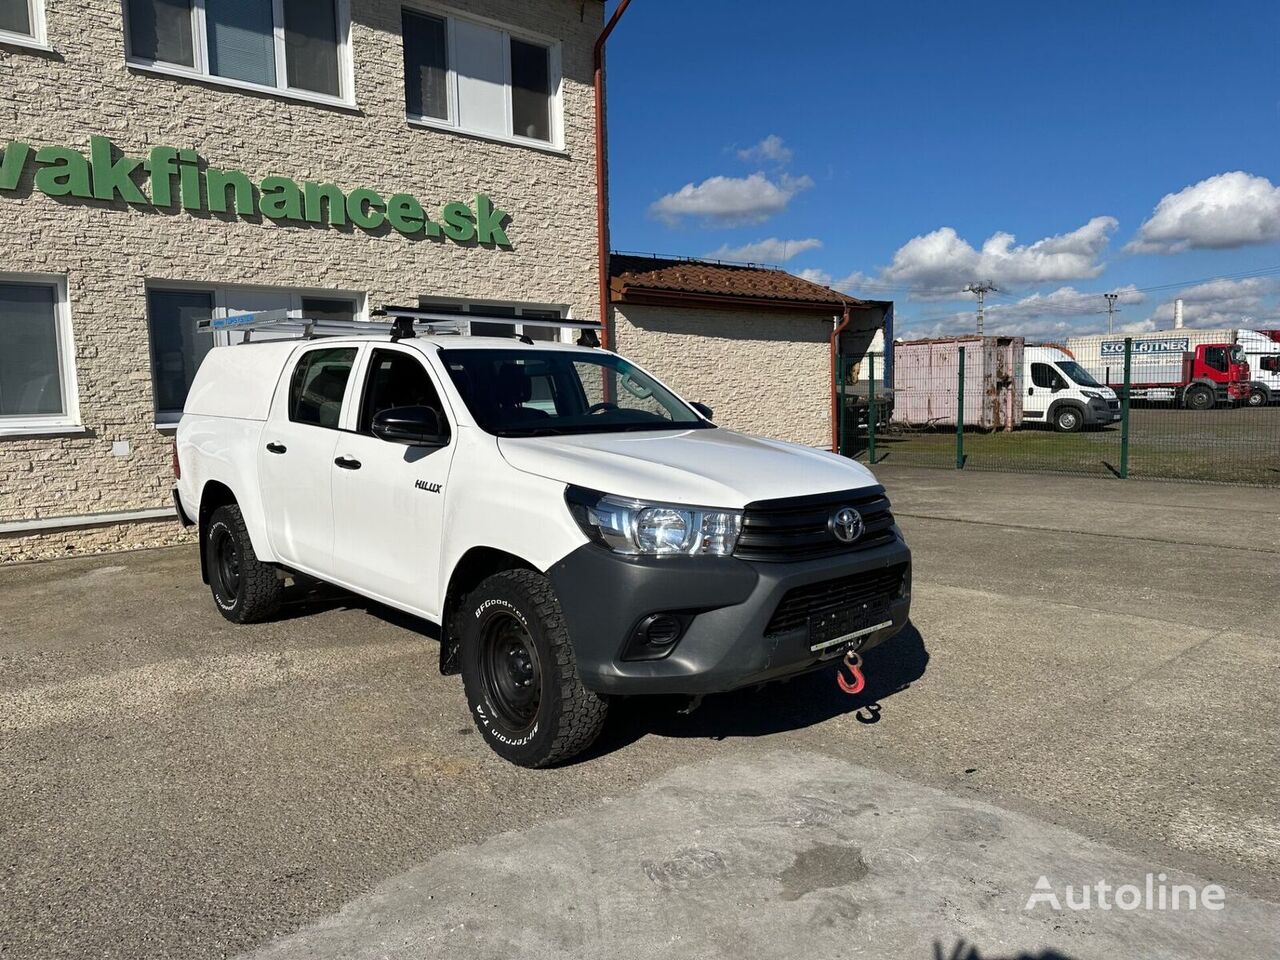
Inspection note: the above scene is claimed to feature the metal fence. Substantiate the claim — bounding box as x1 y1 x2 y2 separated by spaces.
837 341 1280 485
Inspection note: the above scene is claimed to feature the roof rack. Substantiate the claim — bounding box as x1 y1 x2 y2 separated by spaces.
197 305 603 346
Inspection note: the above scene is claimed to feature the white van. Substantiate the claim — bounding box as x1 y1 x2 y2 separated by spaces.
1022 345 1120 432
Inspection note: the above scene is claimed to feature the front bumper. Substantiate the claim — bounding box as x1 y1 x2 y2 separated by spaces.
1086 398 1121 424
548 535 912 696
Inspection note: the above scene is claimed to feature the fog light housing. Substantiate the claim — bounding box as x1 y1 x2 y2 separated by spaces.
622 612 693 661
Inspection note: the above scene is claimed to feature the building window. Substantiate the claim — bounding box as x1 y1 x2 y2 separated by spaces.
0 0 46 48
419 299 567 341
146 284 361 423
402 6 562 148
123 0 353 105
0 275 79 435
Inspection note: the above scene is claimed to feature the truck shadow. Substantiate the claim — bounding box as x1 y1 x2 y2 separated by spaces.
583 623 929 761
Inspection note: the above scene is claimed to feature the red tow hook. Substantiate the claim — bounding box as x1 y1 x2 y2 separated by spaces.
837 650 866 695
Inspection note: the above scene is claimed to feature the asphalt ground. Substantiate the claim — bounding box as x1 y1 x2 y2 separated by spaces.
1 466 1277 958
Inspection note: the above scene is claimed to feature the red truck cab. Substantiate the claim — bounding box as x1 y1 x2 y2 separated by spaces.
1189 343 1251 406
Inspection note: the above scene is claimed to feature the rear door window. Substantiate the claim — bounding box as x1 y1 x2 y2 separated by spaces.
288 347 357 428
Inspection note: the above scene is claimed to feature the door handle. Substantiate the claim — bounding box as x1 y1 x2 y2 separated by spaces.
266 442 287 454
334 456 362 470
1027 387 1034 396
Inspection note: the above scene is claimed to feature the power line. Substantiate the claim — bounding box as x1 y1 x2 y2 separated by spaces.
964 281 997 335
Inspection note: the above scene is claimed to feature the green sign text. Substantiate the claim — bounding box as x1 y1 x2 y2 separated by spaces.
0 136 512 246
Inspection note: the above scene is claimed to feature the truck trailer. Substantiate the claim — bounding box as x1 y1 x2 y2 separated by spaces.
1062 330 1251 409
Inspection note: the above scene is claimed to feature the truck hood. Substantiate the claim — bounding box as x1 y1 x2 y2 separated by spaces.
497 428 879 507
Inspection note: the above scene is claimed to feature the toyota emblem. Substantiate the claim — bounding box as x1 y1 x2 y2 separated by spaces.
830 507 864 543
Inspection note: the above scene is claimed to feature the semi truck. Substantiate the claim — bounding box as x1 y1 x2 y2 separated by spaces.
1062 330 1251 410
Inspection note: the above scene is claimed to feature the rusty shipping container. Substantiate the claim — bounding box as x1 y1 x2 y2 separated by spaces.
891 336 1024 430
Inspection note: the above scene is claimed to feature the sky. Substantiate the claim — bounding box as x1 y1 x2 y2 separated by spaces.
602 0 1280 338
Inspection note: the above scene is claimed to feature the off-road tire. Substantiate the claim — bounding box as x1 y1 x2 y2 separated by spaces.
1185 385 1215 411
1053 405 1083 433
1246 386 1268 408
205 504 283 624
459 569 608 768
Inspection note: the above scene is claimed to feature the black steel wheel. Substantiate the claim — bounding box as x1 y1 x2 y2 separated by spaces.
1186 385 1215 411
459 569 608 767
478 610 543 732
204 503 283 624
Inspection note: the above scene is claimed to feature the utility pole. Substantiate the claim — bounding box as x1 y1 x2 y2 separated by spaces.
1104 292 1119 334
964 281 997 336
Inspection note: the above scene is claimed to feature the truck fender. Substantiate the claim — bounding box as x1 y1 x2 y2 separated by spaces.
194 478 276 584
1047 399 1086 429
438 546 539 675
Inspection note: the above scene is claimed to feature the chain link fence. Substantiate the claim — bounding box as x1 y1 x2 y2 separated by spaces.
837 338 1280 485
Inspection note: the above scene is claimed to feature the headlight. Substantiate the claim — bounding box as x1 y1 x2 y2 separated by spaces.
566 486 743 556
1081 390 1102 399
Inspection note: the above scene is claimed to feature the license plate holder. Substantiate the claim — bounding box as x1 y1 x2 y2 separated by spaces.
808 600 893 654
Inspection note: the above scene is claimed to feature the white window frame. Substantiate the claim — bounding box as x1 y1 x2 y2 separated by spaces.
147 280 366 426
0 0 48 50
0 272 81 437
418 297 571 342
402 3 565 153
122 0 357 110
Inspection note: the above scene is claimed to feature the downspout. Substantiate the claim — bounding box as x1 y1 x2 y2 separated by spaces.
830 303 851 452
593 0 632 349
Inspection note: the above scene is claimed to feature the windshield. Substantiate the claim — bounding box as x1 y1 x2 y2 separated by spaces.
1055 360 1102 388
440 349 711 437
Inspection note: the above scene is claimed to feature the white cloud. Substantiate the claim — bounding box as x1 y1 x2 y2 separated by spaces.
1141 277 1280 329
795 268 833 286
649 172 813 226
881 217 1119 298
736 134 793 165
707 237 822 263
1127 172 1280 254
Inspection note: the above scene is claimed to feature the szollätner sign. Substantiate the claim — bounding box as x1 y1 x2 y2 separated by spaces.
0 135 511 246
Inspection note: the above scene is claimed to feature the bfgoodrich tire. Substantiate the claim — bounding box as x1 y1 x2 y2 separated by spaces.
205 504 283 624
459 569 608 768
1052 405 1084 433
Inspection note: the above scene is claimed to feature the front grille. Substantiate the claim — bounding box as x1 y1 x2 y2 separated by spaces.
765 563 907 637
734 486 896 562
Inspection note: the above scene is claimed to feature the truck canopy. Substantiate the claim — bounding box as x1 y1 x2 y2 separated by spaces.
184 341 299 420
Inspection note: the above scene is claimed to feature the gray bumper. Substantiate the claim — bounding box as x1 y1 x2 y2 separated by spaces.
1085 398 1120 424
548 536 912 696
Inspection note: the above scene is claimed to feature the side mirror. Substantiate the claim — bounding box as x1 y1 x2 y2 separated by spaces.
371 405 449 446
690 401 714 420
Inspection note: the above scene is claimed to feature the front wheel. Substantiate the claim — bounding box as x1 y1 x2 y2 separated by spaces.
1053 405 1083 433
459 569 608 768
1185 385 1215 411
1246 387 1268 408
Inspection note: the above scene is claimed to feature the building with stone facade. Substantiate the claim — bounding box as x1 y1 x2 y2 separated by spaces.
1 0 605 561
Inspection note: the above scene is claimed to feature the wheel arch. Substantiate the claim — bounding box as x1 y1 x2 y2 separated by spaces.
197 480 239 584
440 546 540 675
1047 399 1086 429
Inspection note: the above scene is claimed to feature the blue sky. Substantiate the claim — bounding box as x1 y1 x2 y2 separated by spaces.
603 0 1280 337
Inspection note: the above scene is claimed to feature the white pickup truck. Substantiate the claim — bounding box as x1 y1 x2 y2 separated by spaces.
173 314 911 766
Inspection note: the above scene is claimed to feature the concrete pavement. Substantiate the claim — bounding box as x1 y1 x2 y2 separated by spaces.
1 466 1276 958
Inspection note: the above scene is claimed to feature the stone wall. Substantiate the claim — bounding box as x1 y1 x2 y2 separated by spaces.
0 0 600 563
612 304 835 449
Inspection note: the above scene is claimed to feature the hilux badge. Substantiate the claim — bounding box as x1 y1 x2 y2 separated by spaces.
830 507 863 543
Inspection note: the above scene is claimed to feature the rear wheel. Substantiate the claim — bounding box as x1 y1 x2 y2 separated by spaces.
1185 385 1215 411
1246 386 1268 408
459 569 607 768
1052 405 1083 433
205 504 283 623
